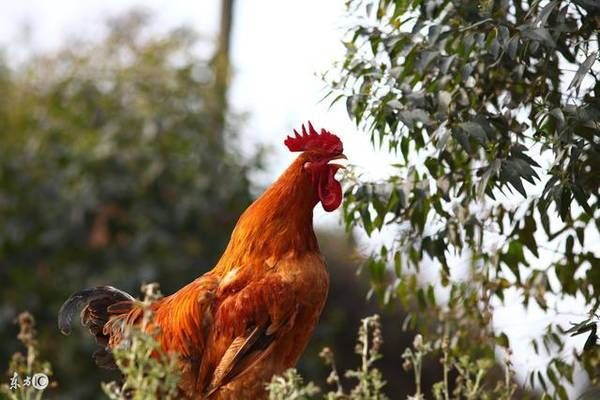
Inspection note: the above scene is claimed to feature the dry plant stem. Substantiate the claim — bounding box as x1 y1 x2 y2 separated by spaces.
320 347 344 396
414 356 422 398
269 314 386 400
441 336 450 400
504 360 510 394
267 314 522 400
361 318 369 376
413 335 424 398
468 369 484 400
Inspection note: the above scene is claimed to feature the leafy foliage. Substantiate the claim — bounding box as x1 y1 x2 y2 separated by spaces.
328 0 600 397
0 10 260 399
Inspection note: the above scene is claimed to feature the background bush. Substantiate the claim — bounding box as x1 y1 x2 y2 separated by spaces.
0 11 258 399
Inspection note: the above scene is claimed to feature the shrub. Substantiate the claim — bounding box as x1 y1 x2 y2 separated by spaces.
0 312 53 400
267 315 519 400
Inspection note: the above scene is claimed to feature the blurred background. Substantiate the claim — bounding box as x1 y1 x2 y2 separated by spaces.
3 1 598 399
0 1 429 398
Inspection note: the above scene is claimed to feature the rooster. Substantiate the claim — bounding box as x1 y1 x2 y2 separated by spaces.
58 122 346 399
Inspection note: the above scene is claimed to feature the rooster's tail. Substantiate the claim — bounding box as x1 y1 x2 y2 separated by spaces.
58 286 135 368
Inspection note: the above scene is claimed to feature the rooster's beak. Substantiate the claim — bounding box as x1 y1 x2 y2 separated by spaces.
328 154 348 169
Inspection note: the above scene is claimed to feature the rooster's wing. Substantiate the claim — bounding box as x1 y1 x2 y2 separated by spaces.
196 270 301 396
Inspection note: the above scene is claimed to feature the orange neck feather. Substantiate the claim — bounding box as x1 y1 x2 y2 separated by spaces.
214 155 319 273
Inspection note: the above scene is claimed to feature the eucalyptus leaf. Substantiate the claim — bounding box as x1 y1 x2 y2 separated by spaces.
568 51 598 90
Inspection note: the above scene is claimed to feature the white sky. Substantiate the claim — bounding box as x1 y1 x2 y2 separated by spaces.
0 0 592 394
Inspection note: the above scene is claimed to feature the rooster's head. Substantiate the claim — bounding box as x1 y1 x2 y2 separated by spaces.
284 122 346 212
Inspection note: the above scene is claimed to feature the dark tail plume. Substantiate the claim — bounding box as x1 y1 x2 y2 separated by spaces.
58 286 134 335
59 286 136 369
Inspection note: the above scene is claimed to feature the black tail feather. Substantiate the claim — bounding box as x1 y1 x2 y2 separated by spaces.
58 286 134 335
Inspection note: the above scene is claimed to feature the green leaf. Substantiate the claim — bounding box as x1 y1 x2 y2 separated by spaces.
549 108 565 129
398 109 432 127
401 135 410 162
537 371 548 392
546 365 559 387
554 359 574 384
566 235 574 256
368 257 386 284
499 160 527 197
460 121 488 144
477 159 501 200
521 27 556 48
394 251 402 276
416 50 439 72
519 214 539 257
576 227 585 246
495 332 510 347
417 288 427 310
568 52 597 90
535 1 558 26
500 241 527 283
360 207 373 236
427 284 436 306
572 184 592 215
556 384 568 400
451 127 471 153
506 36 519 59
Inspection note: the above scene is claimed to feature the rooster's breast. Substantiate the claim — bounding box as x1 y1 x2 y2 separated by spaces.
215 252 329 400
275 251 329 364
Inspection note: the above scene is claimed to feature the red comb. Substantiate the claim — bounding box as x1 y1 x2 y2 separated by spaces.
284 122 343 154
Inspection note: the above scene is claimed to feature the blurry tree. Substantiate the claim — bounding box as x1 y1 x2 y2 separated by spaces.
0 10 260 399
210 0 236 137
328 0 600 398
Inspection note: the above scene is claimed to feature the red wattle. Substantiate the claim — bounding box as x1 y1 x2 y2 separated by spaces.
318 165 342 212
